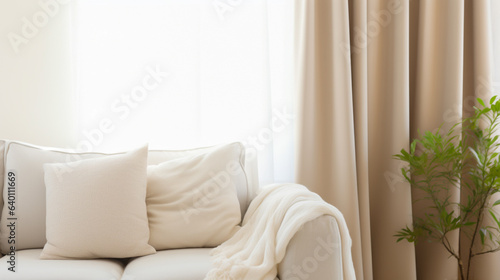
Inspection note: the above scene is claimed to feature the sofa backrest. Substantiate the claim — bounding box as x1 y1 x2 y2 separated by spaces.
0 141 4 230
0 140 259 253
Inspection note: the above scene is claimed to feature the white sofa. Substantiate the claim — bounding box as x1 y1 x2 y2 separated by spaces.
0 140 346 280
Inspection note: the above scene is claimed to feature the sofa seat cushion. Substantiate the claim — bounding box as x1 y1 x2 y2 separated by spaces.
0 249 125 280
122 248 212 280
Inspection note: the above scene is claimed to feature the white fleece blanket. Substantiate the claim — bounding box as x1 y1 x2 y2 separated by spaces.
204 183 356 280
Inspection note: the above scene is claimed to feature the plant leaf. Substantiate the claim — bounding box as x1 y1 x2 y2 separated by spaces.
478 98 486 107
410 140 417 154
480 228 486 245
468 147 482 165
490 95 497 105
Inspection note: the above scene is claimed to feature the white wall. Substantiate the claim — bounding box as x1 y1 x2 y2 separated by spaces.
0 0 75 147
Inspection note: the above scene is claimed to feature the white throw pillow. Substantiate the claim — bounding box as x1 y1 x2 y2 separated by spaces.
147 143 244 249
40 145 156 259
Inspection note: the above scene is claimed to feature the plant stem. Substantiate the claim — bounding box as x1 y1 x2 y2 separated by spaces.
466 210 481 280
473 247 500 256
459 261 465 280
440 233 464 279
466 174 490 280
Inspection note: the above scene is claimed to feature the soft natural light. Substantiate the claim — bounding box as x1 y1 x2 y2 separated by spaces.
74 0 294 184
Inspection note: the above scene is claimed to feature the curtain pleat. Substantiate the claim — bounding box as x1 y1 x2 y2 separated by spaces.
348 0 374 279
411 1 464 279
294 0 366 277
294 0 496 279
462 0 497 279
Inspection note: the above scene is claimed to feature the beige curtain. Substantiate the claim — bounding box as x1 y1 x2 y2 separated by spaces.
294 0 495 279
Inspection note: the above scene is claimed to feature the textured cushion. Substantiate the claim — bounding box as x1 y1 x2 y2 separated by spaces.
148 143 257 216
147 143 243 250
40 145 156 259
122 248 213 280
0 249 125 280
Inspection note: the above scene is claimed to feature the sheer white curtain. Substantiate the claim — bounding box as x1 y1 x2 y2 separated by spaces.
73 0 294 185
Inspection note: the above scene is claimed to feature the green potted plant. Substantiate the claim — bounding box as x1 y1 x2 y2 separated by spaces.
394 97 500 280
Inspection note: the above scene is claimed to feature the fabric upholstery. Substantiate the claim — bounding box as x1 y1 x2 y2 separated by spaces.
122 248 212 280
0 249 125 280
0 142 105 253
0 140 254 254
0 140 4 231
278 215 343 280
147 143 256 216
205 184 354 280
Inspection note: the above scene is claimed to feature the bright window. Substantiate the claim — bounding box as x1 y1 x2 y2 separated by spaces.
73 0 295 185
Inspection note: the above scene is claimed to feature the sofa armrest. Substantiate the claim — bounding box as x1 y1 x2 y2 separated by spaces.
278 215 343 280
